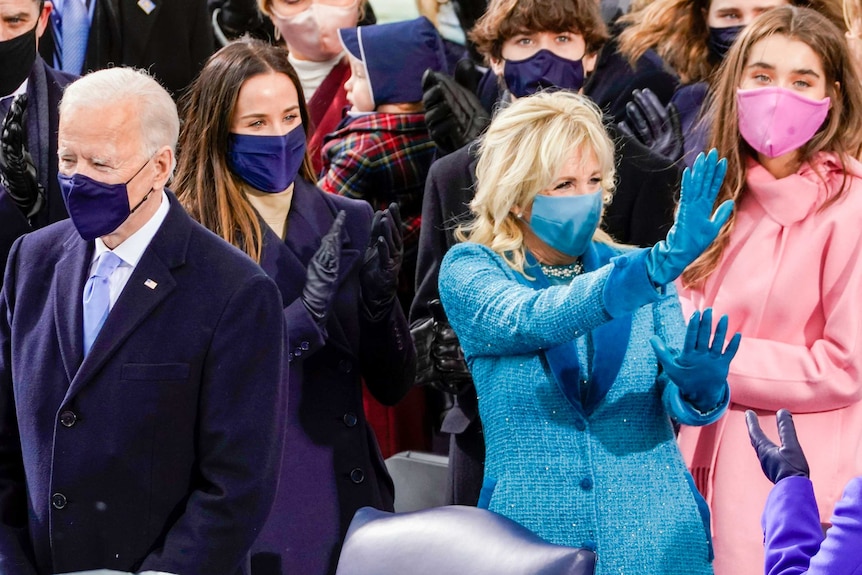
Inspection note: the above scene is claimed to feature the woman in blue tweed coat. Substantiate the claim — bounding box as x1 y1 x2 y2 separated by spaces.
438 92 740 575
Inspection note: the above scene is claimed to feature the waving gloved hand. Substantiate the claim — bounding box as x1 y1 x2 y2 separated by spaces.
618 88 684 164
650 308 740 413
422 61 491 156
302 211 346 325
413 299 473 394
746 409 810 484
646 148 733 286
0 94 44 219
360 203 403 320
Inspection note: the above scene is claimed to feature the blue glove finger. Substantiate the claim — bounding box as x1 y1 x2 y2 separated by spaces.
688 152 705 203
707 156 728 201
696 150 718 204
649 334 677 369
723 331 742 360
710 313 729 355
696 308 714 351
683 310 701 354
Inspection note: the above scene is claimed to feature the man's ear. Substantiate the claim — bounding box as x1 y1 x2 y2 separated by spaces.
583 51 597 75
36 2 53 41
490 57 504 78
151 145 175 190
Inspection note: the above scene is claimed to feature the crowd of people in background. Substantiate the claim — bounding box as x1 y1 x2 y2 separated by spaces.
0 0 860 573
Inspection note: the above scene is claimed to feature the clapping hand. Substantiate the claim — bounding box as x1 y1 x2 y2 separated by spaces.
0 94 44 219
302 211 346 325
746 409 810 484
422 63 491 156
360 203 403 320
645 148 733 286
650 308 741 413
618 88 684 164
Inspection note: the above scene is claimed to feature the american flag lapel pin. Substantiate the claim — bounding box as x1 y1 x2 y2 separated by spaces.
144 279 158 290
137 0 156 15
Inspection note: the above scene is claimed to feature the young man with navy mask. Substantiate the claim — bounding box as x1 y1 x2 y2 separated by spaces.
0 67 287 575
0 0 76 286
410 0 683 508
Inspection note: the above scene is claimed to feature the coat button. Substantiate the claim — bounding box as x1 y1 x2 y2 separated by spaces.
288 352 295 362
580 477 593 491
342 413 358 427
350 468 365 484
59 411 78 428
52 493 67 510
300 341 310 351
294 349 302 358
339 360 352 373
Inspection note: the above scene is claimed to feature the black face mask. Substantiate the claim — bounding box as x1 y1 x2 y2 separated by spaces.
707 25 744 61
0 24 38 97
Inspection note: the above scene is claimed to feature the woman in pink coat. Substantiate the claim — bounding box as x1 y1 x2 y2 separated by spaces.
675 6 862 575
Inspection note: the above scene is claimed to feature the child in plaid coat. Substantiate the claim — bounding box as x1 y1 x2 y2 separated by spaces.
319 17 448 310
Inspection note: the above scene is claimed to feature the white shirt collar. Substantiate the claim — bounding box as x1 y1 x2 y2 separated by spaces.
1 78 29 102
92 190 171 266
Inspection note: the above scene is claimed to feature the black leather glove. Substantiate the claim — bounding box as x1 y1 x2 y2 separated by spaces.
214 0 262 39
422 62 491 156
0 94 44 220
360 203 403 321
745 409 810 484
412 300 473 394
618 88 684 164
302 211 346 325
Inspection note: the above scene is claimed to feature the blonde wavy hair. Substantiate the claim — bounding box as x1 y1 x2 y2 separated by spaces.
681 5 862 287
457 91 618 275
617 0 845 84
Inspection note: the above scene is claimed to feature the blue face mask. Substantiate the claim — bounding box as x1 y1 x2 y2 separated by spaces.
58 160 154 241
707 25 744 60
503 49 585 98
528 191 602 257
227 126 307 193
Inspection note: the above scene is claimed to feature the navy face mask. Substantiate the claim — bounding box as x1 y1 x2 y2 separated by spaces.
708 25 744 60
503 49 585 98
227 126 307 193
58 160 153 241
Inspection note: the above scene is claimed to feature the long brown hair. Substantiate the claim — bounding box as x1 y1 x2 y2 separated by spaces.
681 5 862 287
618 0 845 84
174 38 315 263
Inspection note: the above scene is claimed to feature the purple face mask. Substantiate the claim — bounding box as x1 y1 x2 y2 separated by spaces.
227 126 307 193
58 160 154 241
503 49 585 98
737 87 830 158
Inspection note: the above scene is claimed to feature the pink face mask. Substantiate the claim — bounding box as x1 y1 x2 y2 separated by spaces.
737 87 830 158
271 2 359 62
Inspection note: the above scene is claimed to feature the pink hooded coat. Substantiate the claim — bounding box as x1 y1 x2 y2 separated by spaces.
677 152 862 575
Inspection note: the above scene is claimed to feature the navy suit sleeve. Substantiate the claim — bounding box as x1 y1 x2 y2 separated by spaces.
138 274 287 575
284 297 327 363
0 237 38 575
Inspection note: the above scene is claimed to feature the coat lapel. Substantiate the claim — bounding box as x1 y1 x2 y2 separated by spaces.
63 193 188 403
52 230 93 385
120 0 161 64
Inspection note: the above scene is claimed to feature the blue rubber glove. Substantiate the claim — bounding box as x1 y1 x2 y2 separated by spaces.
745 409 810 484
646 148 733 286
650 308 741 412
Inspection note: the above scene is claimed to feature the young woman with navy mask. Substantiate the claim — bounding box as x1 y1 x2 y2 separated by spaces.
675 7 862 574
173 38 416 575
438 90 741 574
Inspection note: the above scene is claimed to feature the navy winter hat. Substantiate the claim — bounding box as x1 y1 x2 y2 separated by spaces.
338 17 448 107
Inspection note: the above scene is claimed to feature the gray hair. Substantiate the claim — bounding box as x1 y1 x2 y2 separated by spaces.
59 68 180 164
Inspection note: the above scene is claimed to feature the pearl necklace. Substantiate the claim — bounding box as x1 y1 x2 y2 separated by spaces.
539 259 584 279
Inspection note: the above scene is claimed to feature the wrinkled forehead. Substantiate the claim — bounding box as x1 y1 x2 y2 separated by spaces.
59 101 143 155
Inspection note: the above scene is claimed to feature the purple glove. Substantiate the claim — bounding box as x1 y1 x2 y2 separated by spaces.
746 409 810 484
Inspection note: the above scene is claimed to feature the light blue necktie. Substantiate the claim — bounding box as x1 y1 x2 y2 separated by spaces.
61 0 90 75
82 251 122 356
